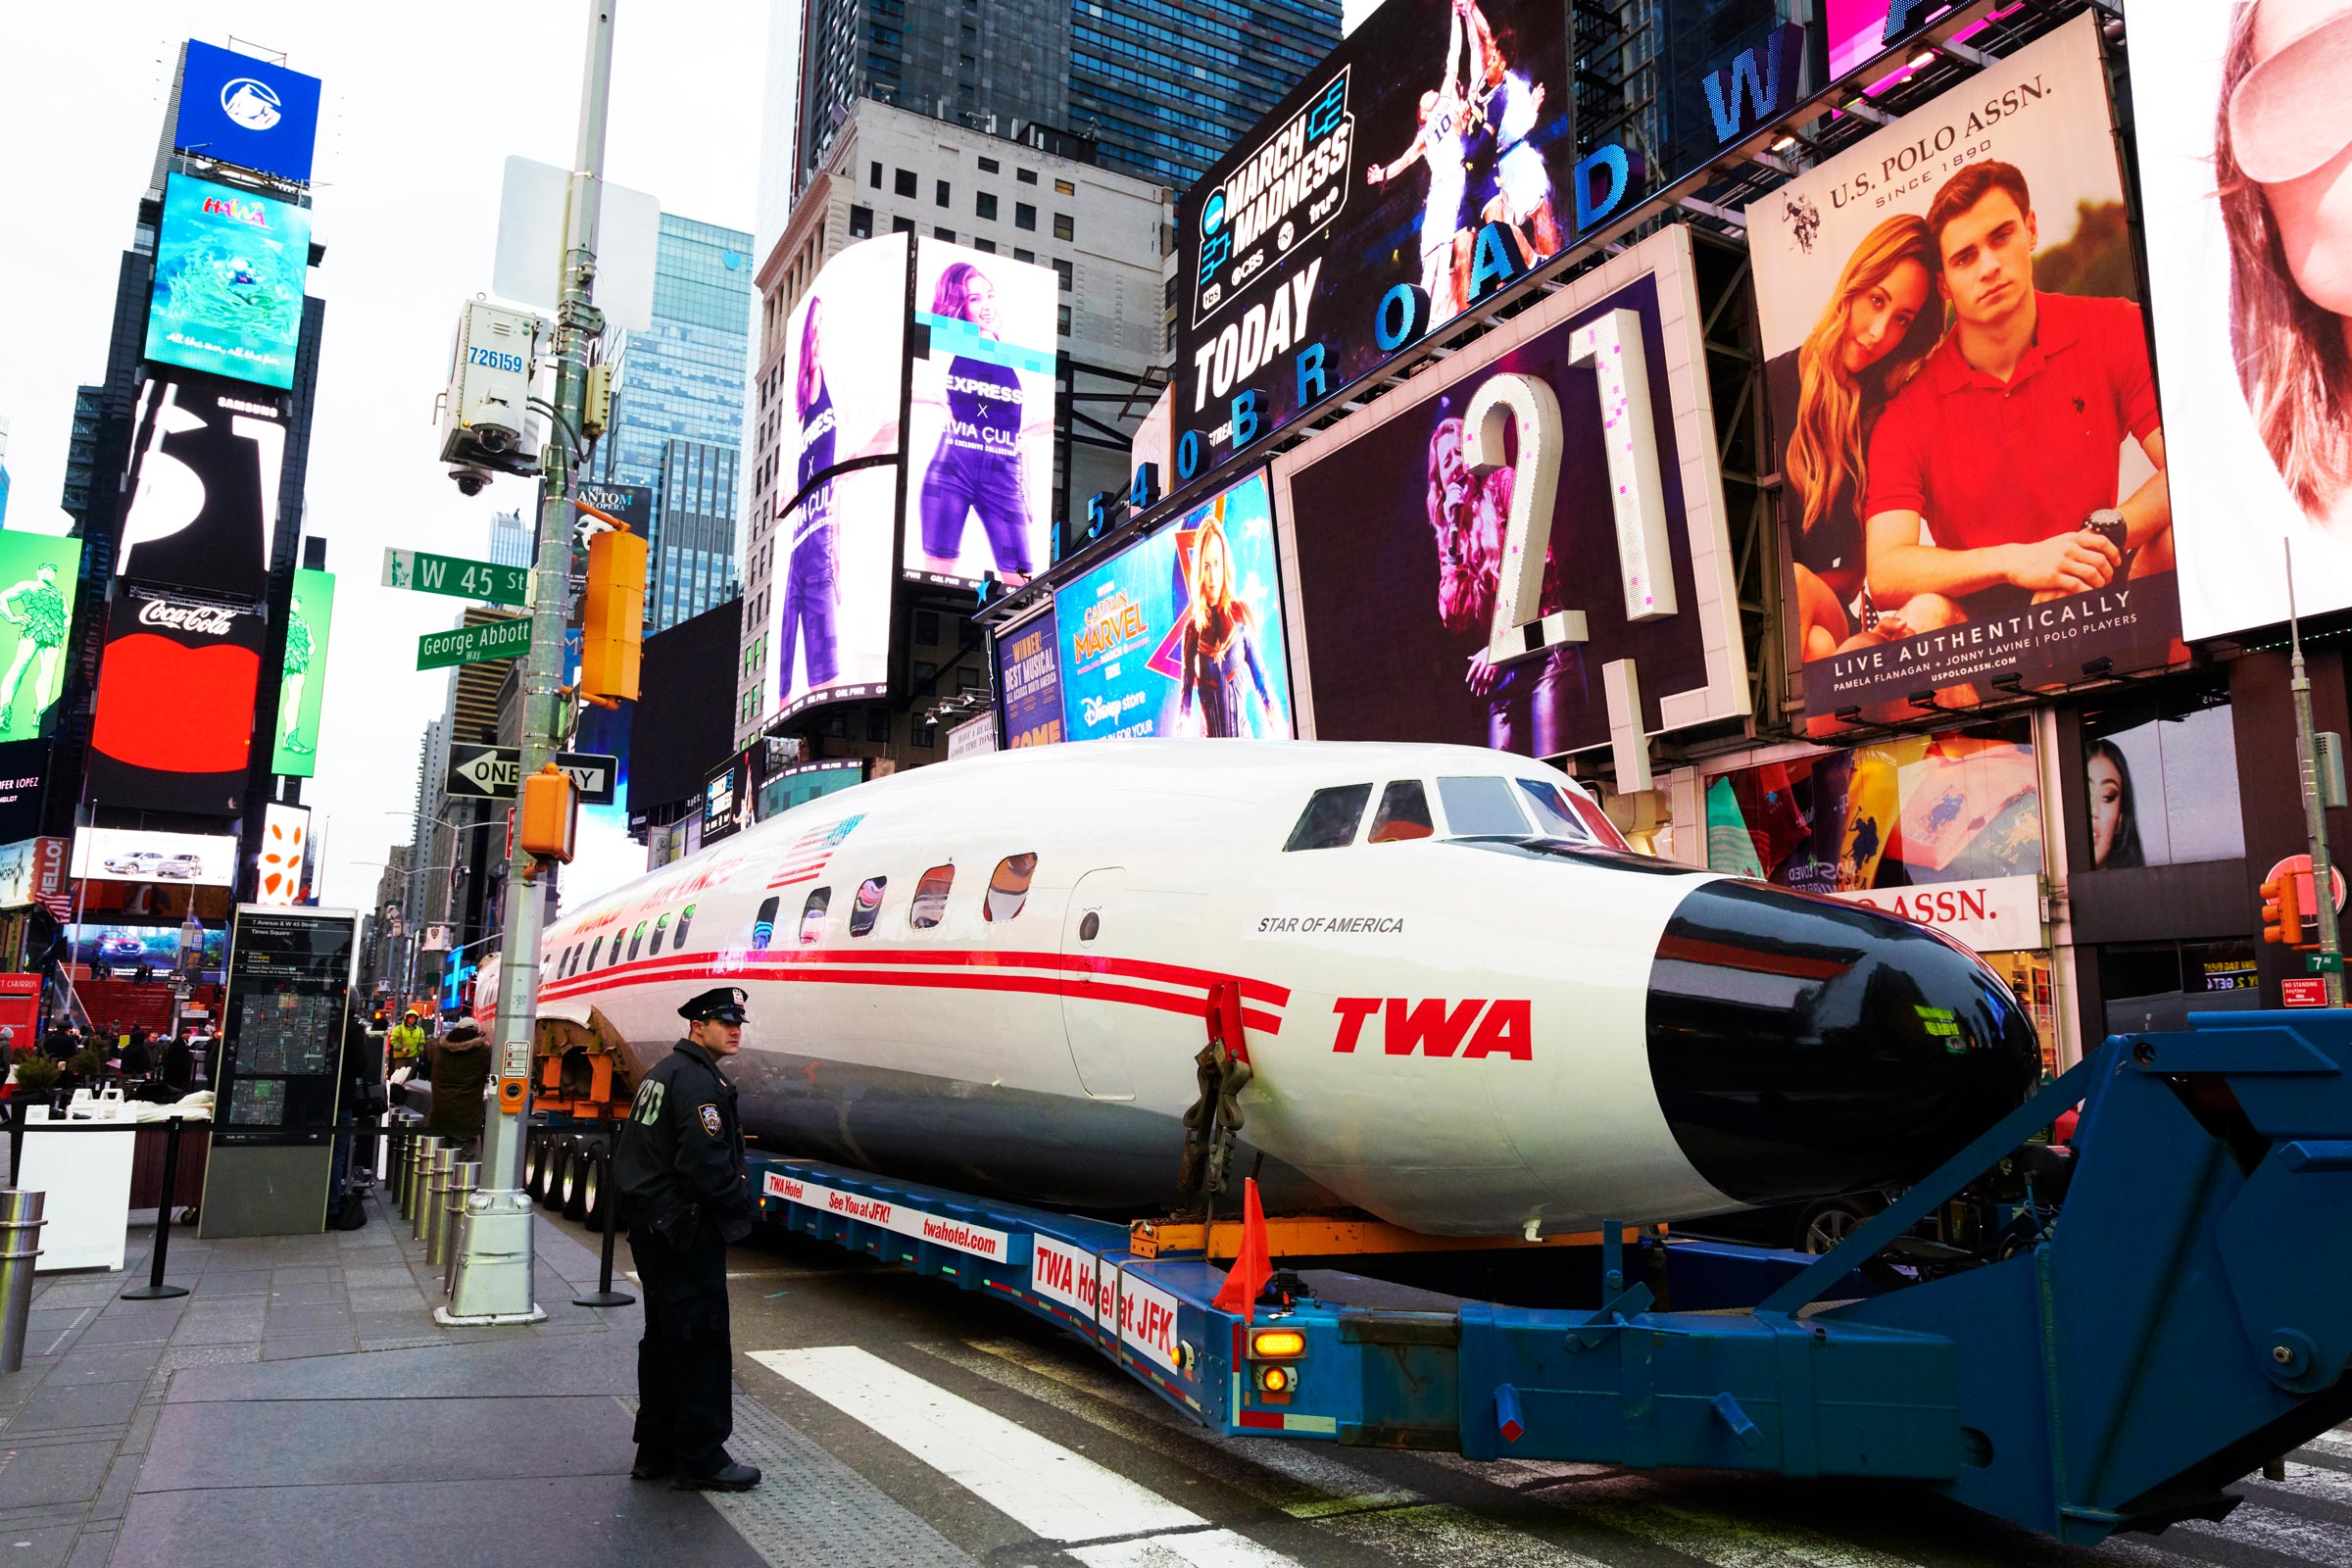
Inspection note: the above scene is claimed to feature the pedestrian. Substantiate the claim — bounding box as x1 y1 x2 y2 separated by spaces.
611 986 760 1492
422 1018 491 1155
120 1029 153 1079
387 1008 427 1070
160 1033 195 1096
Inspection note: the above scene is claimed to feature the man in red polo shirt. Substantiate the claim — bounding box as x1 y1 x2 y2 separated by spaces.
1862 162 2173 635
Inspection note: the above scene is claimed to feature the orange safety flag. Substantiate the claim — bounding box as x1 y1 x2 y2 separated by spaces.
1211 1177 1274 1323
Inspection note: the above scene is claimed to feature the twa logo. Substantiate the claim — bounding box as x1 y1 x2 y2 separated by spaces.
1331 997 1532 1059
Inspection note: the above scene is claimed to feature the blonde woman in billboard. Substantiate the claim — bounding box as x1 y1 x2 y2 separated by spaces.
1179 499 1284 739
0 563 68 740
912 263 1052 585
1783 215 1943 662
2219 0 2352 527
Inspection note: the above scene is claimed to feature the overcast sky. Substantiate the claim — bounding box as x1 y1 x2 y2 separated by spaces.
0 1 1383 916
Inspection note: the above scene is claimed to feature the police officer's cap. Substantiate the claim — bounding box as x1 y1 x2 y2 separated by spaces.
679 986 750 1024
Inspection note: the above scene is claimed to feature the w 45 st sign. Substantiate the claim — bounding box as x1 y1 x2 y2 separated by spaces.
382 547 530 609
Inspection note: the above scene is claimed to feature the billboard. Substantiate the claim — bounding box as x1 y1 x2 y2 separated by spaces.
173 40 323 185
0 837 68 913
120 377 286 602
0 534 81 743
88 584 266 813
0 757 50 861
1824 0 2002 86
783 233 909 511
1175 0 1582 473
2131 3 2352 638
768 466 896 719
906 239 1058 588
1746 16 2179 728
996 606 1065 748
1056 471 1296 744
256 803 310 906
145 173 311 392
72 925 227 972
1272 226 1745 760
270 567 333 775
72 826 240 887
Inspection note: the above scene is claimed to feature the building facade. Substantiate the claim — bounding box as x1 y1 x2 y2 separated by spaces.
485 509 530 570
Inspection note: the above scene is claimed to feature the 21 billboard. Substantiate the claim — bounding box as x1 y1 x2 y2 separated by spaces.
1055 471 1295 743
144 173 311 392
906 239 1057 589
0 534 81 743
1271 226 1746 762
1175 0 1597 476
270 567 333 776
173 40 323 185
120 377 286 603
1743 15 2180 729
88 584 265 814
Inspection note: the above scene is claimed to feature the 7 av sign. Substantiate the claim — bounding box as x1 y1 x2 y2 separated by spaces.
445 744 617 806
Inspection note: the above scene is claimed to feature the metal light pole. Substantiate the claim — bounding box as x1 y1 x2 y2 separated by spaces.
2286 542 2343 1007
446 0 615 1322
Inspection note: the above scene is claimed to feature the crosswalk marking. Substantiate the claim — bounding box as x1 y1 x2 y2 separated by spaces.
2303 1429 2352 1460
2180 1501 2352 1568
1068 1529 1303 1567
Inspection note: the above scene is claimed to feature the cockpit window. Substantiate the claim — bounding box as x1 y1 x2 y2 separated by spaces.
1367 780 1435 844
1516 780 1595 844
1285 784 1371 851
1438 775 1532 838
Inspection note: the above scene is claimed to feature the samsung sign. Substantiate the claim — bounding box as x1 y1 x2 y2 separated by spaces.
173 40 323 185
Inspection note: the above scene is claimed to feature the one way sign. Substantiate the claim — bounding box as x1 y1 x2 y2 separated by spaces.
445 744 617 806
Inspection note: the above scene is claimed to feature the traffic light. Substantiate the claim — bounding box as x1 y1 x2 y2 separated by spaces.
2262 871 2307 947
579 524 647 701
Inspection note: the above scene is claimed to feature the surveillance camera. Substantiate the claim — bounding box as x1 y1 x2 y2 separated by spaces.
450 465 491 497
475 421 516 456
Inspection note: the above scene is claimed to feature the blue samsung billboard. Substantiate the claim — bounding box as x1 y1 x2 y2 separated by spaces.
144 173 311 390
1054 471 1296 743
174 40 322 184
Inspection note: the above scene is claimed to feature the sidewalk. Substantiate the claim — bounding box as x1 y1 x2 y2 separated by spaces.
0 1185 768 1568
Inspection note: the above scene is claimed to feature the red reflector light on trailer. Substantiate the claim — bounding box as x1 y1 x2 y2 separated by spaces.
1256 1364 1292 1395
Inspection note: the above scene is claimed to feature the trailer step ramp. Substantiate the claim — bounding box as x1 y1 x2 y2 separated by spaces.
748 1010 2352 1547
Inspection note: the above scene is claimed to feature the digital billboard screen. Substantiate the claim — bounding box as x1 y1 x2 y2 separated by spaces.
72 826 241 887
270 567 332 776
2131 3 2352 638
783 234 908 510
120 377 286 603
768 466 896 720
0 743 46 847
1744 15 2180 729
145 173 311 392
1055 471 1295 744
256 802 310 906
0 534 81 743
1174 0 1577 474
173 40 323 185
1272 227 1745 761
73 924 226 972
996 606 1064 748
906 239 1058 588
88 584 265 814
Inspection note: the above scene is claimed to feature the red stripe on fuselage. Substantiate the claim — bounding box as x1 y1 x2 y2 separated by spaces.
543 945 1290 1007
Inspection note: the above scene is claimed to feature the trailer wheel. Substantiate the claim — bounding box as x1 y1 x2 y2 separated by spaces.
524 1138 549 1200
1795 1197 1874 1254
545 1141 574 1210
561 1142 589 1220
578 1149 605 1228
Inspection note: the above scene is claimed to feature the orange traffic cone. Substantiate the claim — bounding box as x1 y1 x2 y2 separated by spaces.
1211 1177 1274 1323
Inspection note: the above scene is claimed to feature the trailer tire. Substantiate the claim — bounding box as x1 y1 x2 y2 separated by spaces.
545 1141 574 1210
561 1142 590 1221
524 1138 549 1200
578 1148 605 1229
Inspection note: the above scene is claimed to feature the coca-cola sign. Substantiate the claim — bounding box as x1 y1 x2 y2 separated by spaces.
91 585 266 814
138 598 244 636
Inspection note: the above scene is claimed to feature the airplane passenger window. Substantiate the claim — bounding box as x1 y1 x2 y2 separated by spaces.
1516 780 1595 844
650 913 670 956
627 920 649 961
1439 775 1532 838
910 865 955 929
674 904 696 948
1284 784 1372 851
751 896 781 951
798 889 829 945
587 937 604 970
850 878 887 937
985 854 1037 922
1368 780 1435 844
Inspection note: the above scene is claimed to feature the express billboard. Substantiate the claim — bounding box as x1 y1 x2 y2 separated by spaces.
120 377 286 602
1176 0 1596 477
270 567 333 776
767 466 896 720
996 605 1065 748
783 233 909 511
906 239 1057 589
1271 226 1745 761
173 40 323 185
1745 15 2179 729
2131 2 2352 638
145 173 310 392
0 534 81 743
1055 471 1295 744
88 584 266 814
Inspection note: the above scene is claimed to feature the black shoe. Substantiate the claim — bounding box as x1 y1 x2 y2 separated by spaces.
630 1450 673 1480
673 1461 760 1492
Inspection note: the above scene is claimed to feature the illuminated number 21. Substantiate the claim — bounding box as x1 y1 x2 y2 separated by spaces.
1464 307 1677 671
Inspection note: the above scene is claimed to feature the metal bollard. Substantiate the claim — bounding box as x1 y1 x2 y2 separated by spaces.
390 1134 413 1218
417 1149 453 1247
400 1136 430 1221
0 1191 44 1374
438 1160 479 1287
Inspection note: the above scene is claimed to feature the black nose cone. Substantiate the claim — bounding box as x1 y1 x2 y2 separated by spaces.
1645 879 2040 1208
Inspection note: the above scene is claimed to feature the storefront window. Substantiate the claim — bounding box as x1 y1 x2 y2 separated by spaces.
2077 679 2243 870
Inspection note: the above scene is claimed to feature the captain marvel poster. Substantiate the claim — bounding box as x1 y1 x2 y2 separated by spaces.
1054 472 1296 743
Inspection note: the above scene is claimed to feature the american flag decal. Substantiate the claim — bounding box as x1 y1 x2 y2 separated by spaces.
766 814 865 889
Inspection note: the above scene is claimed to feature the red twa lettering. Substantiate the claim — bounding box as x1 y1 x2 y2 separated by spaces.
1385 997 1484 1056
1464 999 1531 1059
1330 998 1535 1059
1330 996 1381 1053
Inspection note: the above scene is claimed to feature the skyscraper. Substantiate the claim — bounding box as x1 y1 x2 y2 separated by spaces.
591 211 754 632
486 509 530 569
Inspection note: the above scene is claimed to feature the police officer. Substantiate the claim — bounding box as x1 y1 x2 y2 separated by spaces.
612 987 761 1491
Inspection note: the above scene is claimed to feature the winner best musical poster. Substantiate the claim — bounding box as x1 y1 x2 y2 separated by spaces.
1745 14 2182 731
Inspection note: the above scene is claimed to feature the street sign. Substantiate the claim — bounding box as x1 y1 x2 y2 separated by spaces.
2282 976 2330 1008
385 547 531 609
444 744 617 806
2309 953 2346 974
417 617 531 670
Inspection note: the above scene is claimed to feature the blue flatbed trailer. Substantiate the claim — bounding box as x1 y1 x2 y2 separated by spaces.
744 1010 2352 1546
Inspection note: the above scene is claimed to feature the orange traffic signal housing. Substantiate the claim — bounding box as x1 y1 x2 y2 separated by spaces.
2261 873 2306 947
518 762 577 864
580 525 647 702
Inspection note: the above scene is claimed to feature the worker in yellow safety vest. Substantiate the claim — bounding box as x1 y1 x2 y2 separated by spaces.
387 1008 428 1067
